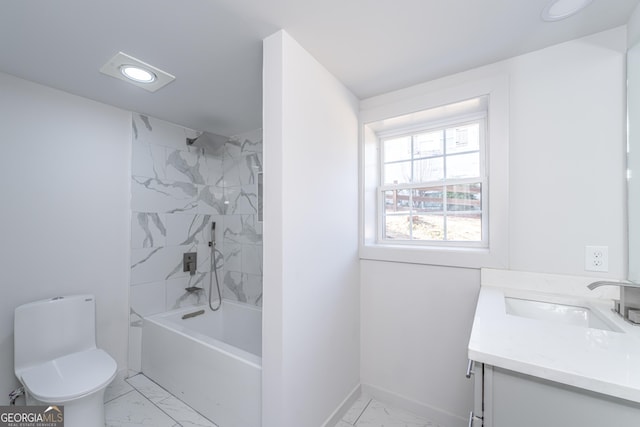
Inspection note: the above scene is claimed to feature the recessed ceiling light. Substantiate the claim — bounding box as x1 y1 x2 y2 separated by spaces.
100 52 175 92
119 65 156 83
541 0 593 22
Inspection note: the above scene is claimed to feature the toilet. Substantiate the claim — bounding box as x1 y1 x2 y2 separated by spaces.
14 295 117 427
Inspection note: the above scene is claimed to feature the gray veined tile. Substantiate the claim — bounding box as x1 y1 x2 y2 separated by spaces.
126 374 172 404
156 395 217 427
165 148 207 185
341 395 372 424
197 185 227 214
104 371 134 403
335 421 354 427
131 212 167 249
132 176 200 214
165 213 221 246
221 271 262 306
133 114 199 151
223 215 262 245
132 138 167 180
131 245 197 285
241 244 263 276
244 274 263 306
200 154 224 187
129 307 143 327
226 185 258 215
226 128 262 156
130 281 166 317
223 243 242 273
222 271 248 303
222 154 260 188
105 389 175 427
355 399 435 427
166 273 210 310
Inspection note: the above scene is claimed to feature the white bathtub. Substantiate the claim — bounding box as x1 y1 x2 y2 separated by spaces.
142 301 261 427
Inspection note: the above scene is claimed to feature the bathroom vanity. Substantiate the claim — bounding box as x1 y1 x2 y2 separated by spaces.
467 269 640 427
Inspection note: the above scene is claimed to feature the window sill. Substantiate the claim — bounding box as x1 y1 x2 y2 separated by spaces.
359 242 507 269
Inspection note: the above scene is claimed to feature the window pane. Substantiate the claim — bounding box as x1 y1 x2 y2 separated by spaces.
414 157 444 182
413 131 443 158
384 136 411 162
446 123 480 154
446 152 479 179
384 161 412 184
446 183 481 212
446 212 482 241
384 214 411 240
384 189 411 213
413 187 444 213
411 215 444 241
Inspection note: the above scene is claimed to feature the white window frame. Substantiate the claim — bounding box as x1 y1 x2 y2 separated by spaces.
378 113 488 247
359 74 509 269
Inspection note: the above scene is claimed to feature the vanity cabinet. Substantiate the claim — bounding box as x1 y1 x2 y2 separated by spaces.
468 361 640 427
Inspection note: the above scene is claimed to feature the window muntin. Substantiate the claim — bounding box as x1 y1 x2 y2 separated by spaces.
379 119 486 245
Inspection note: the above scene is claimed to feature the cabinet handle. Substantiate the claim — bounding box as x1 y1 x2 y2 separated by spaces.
468 411 475 427
466 359 475 378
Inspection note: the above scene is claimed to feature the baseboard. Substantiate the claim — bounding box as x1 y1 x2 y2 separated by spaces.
361 383 468 427
321 383 361 427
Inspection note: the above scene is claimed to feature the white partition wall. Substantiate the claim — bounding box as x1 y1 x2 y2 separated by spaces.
262 30 360 427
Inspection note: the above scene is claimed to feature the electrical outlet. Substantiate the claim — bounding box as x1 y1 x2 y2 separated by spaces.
585 246 609 272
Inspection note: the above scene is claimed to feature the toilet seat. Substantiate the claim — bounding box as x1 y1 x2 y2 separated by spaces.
19 348 117 403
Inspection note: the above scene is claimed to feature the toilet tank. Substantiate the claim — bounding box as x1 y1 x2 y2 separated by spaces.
15 295 97 374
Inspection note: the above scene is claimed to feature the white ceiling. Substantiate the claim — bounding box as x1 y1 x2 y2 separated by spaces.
1 0 638 137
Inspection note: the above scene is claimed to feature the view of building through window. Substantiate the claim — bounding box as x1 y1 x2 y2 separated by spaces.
380 121 484 242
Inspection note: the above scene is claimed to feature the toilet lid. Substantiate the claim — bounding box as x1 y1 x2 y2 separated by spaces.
20 348 117 403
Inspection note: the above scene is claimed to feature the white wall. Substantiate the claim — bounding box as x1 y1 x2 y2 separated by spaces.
263 30 360 427
629 4 640 47
360 27 627 426
508 28 626 276
360 262 479 427
0 72 131 403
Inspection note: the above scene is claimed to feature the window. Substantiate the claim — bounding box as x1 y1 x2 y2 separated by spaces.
360 75 508 269
380 117 486 246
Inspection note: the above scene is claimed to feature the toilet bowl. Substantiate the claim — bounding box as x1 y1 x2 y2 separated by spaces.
14 295 117 427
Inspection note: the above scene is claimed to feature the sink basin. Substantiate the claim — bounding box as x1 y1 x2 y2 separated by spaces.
504 297 620 332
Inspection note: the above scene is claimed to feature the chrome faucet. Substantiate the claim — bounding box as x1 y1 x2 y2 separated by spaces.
588 280 640 324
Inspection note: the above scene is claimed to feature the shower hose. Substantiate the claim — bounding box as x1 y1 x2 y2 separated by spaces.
209 224 222 311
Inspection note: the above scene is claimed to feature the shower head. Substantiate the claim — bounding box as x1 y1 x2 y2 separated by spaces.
186 131 227 148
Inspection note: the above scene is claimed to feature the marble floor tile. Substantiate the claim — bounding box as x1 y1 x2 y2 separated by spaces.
355 399 438 427
126 373 172 403
337 397 443 427
105 371 134 403
341 395 372 424
156 395 218 427
105 390 176 427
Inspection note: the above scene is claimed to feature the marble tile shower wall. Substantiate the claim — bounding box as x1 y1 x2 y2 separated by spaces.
128 114 262 373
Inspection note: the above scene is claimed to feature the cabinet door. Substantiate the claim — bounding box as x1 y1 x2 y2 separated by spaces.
490 367 640 427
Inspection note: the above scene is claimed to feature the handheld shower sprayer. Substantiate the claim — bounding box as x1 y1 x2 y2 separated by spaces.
208 221 222 311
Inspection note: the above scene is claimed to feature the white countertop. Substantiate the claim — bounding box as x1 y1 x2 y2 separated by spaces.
468 269 640 403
